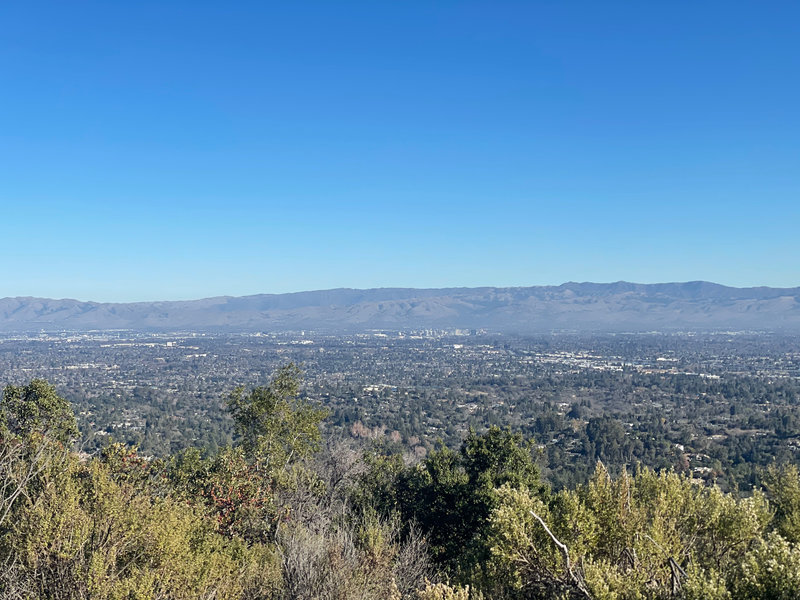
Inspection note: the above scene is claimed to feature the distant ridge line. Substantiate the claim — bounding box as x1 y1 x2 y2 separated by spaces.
1 281 799 333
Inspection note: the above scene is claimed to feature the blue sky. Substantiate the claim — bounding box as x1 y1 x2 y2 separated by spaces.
1 1 798 301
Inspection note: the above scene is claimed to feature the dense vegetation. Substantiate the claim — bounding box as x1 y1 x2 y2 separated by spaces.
6 332 800 497
4 368 800 599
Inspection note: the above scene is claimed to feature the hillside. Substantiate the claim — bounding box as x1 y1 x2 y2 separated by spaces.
2 281 799 332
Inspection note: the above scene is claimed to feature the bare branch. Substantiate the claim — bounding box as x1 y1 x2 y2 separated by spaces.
529 509 593 600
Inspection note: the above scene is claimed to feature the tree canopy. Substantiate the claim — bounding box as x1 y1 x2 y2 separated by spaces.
0 379 78 444
4 371 800 599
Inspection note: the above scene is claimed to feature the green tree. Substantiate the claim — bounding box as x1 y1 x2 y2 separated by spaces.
485 464 771 599
0 379 78 444
393 427 544 580
2 450 280 599
762 462 800 543
732 532 800 599
168 365 328 542
227 363 327 474
0 380 78 534
399 444 470 565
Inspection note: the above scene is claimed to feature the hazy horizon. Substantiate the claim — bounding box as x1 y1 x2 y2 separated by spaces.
2 278 799 305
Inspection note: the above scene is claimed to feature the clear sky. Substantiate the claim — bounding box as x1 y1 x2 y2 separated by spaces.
1 1 798 302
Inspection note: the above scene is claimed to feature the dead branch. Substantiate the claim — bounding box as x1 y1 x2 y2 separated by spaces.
529 510 593 600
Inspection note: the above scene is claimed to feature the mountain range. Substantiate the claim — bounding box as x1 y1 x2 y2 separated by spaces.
2 281 800 333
